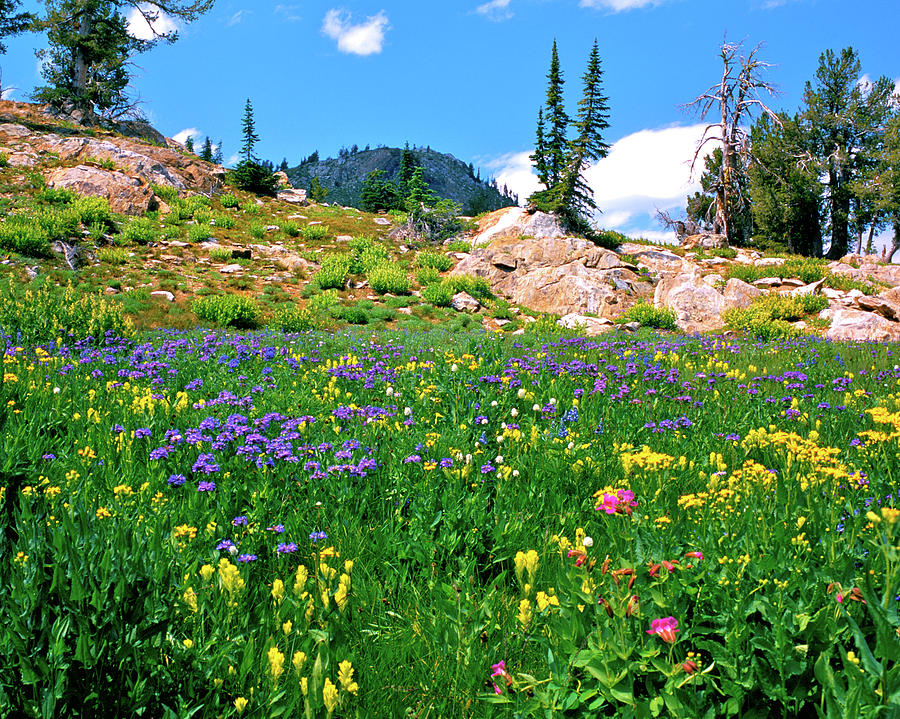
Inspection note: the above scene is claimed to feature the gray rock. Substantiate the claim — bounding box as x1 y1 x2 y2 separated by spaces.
220 264 243 274
150 290 175 302
451 292 480 313
752 278 782 289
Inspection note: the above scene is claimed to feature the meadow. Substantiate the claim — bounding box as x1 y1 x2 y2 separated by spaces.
1 327 899 718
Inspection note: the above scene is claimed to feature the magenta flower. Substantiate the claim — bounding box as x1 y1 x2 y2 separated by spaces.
646 617 679 643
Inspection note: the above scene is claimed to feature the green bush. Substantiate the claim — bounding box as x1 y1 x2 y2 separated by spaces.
220 193 240 208
825 273 882 295
416 267 441 286
99 247 127 265
0 151 7 168
594 229 630 249
301 224 330 242
229 160 278 196
250 224 265 240
316 254 352 290
367 264 411 295
192 294 260 328
241 201 261 215
422 282 453 307
722 293 825 339
187 224 211 243
446 239 472 252
35 207 80 242
308 289 340 311
443 274 493 300
340 305 369 325
726 257 828 285
151 183 179 204
281 221 300 237
35 187 77 205
209 247 233 262
194 209 211 226
71 196 111 227
213 214 235 230
119 218 157 245
0 217 51 256
269 304 316 332
349 240 390 275
0 277 134 342
416 250 453 272
619 301 677 330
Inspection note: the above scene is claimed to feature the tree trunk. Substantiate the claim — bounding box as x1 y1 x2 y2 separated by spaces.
827 164 850 259
888 221 900 264
71 10 92 118
865 215 879 255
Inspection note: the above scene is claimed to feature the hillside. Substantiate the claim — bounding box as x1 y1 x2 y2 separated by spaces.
286 145 518 215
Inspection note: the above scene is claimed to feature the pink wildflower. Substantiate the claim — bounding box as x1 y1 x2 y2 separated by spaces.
646 617 679 644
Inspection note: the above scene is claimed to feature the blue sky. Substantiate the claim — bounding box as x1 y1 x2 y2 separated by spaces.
2 0 898 241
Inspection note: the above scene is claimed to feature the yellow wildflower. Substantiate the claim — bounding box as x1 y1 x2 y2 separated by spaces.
338 660 359 694
300 677 308 696
282 620 293 636
182 587 198 613
293 564 308 594
218 558 244 595
271 578 285 604
323 677 339 713
268 646 285 682
96 507 111 519
183 639 193 649
517 598 533 628
292 651 307 674
234 697 248 714
199 564 215 582
335 573 351 611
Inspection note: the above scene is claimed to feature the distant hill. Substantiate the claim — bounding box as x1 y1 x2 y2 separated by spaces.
286 145 519 215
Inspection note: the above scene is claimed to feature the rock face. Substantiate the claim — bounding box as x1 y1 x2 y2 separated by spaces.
276 188 308 205
46 165 156 215
654 272 726 333
825 309 900 342
452 227 652 319
558 313 614 336
681 233 728 251
450 292 480 312
723 279 762 309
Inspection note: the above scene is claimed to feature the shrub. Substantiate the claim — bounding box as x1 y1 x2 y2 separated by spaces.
0 217 51 256
446 239 471 252
406 199 472 243
367 264 411 295
194 209 211 226
35 207 80 242
594 229 630 248
220 193 240 208
229 160 278 196
443 274 493 300
121 218 157 245
340 305 369 325
281 221 300 237
99 247 127 265
213 214 235 230
0 277 134 343
209 247 232 262
35 187 77 205
250 224 265 240
308 289 340 311
422 282 453 307
416 250 453 272
825 273 882 295
192 294 260 328
722 293 824 339
416 267 441 286
71 196 111 227
301 224 330 242
316 254 352 290
349 240 390 275
0 151 7 168
269 304 316 332
151 183 179 204
188 225 211 243
241 201 261 215
619 301 677 330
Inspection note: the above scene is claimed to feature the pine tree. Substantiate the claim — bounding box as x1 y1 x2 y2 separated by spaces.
360 170 401 212
213 140 223 165
530 107 549 187
399 142 415 191
279 158 288 172
559 39 610 217
240 98 259 164
405 166 436 208
0 0 33 54
544 40 569 187
200 136 213 162
308 176 328 203
34 0 215 120
184 135 195 153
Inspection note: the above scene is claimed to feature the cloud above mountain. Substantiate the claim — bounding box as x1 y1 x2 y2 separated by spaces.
322 9 389 56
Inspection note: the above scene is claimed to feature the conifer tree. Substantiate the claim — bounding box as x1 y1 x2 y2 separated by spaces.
184 134 194 153
544 40 569 187
213 139 223 165
0 0 33 54
399 142 415 191
200 136 213 162
240 98 259 163
530 107 549 187
405 166 436 208
308 176 327 203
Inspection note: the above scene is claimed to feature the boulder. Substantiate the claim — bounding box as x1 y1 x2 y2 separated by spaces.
470 207 567 245
791 278 826 297
276 188 308 205
273 171 291 189
451 292 480 313
219 264 243 274
752 277 782 289
654 272 725 333
723 278 762 309
855 294 900 321
558 313 615 336
681 233 728 251
150 290 175 303
45 164 155 215
825 309 900 342
755 257 786 267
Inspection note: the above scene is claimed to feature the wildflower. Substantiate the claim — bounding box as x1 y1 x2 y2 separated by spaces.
183 639 194 649
847 651 861 666
309 530 328 542
277 542 298 554
268 646 285 682
598 596 614 617
232 515 248 526
490 660 512 694
234 697 248 715
646 617 679 643
323 677 339 713
625 594 639 618
338 660 359 694
197 481 216 492
272 578 285 604
517 598 533 627
681 659 699 674
95 507 111 519
685 551 703 561
582 536 594 548
294 564 309 594
199 564 215 581
182 587 198 613
335 573 352 611
536 590 560 612
236 554 257 563
218 558 245 595
300 677 308 696
283 620 293 635
292 651 307 674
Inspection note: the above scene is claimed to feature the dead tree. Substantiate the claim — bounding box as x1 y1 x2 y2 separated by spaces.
684 39 780 244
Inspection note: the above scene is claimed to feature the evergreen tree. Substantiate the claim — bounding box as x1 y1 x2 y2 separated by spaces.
184 135 194 153
399 142 415 191
687 148 752 244
530 107 549 187
213 139 223 165
0 0 33 54
360 170 401 212
279 158 288 172
405 166 436 209
240 98 259 163
543 40 569 187
34 0 215 119
308 176 328 203
200 136 213 162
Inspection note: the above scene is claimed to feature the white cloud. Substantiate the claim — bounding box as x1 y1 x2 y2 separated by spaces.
226 153 240 167
227 10 249 26
476 0 513 21
322 9 389 56
173 128 201 145
275 4 302 21
579 0 665 12
1 87 15 100
127 3 179 40
488 124 715 240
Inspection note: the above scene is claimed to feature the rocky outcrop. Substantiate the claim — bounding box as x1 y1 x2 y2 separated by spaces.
654 272 726 333
824 309 900 342
723 278 762 309
557 313 615 336
681 233 728 251
452 230 652 319
46 165 156 215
